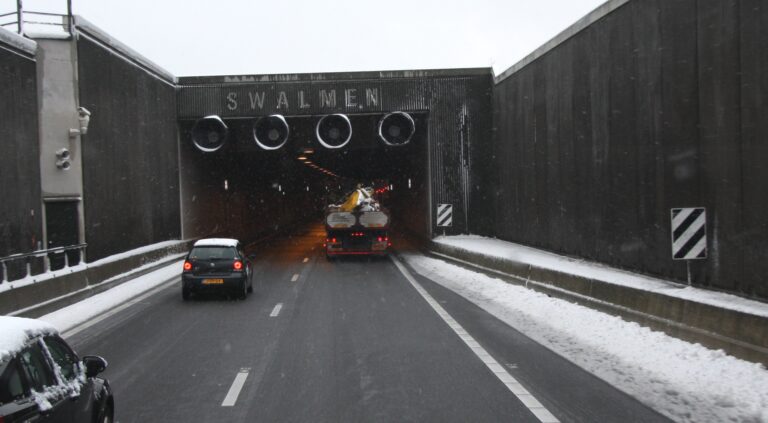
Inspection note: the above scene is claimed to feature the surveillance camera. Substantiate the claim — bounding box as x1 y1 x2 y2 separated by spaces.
77 106 91 134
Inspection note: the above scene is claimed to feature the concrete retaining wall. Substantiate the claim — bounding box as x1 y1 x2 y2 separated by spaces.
0 241 190 317
429 241 768 365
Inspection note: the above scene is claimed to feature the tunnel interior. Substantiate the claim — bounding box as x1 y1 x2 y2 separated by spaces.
179 112 430 244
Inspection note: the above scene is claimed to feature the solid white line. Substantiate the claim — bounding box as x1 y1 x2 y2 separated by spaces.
390 255 560 423
303 257 309 263
291 273 299 282
221 368 250 407
270 303 283 317
62 276 178 339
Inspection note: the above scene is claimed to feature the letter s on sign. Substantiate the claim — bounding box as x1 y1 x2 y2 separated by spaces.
227 92 238 111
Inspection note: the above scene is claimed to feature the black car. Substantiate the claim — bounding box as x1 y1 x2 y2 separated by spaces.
0 317 113 423
181 238 253 300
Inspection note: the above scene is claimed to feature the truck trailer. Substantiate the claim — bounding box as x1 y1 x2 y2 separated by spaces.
324 187 391 259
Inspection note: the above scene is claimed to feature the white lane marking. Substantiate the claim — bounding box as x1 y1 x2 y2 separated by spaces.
270 303 283 317
303 257 309 263
291 273 299 282
390 255 560 423
221 368 250 406
62 276 178 339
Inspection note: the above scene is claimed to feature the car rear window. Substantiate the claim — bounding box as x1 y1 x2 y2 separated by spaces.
189 246 237 260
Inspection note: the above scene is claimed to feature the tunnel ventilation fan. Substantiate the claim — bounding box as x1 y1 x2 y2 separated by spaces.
253 114 290 150
191 115 228 152
378 112 415 146
316 114 352 149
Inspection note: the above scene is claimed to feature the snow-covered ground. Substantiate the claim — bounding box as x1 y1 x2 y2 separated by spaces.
39 260 183 333
434 235 768 318
403 252 768 423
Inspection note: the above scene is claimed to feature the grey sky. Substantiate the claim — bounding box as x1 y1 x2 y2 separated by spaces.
2 0 606 76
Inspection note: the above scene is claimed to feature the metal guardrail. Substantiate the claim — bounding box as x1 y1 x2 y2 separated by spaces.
1 244 87 284
0 0 74 35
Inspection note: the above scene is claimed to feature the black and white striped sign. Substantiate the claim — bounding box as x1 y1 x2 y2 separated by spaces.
436 204 453 227
671 207 707 260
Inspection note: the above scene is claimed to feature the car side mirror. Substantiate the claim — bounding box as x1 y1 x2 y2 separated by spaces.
82 356 108 377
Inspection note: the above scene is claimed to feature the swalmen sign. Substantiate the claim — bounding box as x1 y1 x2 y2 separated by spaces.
225 88 381 112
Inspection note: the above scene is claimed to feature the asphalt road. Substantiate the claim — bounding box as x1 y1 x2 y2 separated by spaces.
66 225 669 423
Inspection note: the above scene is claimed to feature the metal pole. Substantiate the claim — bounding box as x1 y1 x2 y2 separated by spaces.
16 0 23 34
1 262 7 283
66 0 73 33
686 261 692 286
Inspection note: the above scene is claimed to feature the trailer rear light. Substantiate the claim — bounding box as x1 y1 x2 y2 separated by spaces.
183 261 192 271
233 260 243 270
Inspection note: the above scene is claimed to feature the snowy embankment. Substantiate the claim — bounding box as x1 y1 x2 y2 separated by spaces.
39 260 182 333
403 253 768 423
434 235 768 318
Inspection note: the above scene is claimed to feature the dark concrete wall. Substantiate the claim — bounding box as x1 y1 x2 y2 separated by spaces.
77 35 180 261
0 39 42 259
487 0 768 298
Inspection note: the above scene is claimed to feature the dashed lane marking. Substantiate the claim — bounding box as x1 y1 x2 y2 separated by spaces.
270 303 283 317
221 368 250 406
291 273 299 282
390 255 560 423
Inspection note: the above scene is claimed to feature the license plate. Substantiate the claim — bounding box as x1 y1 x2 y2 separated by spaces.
202 278 224 285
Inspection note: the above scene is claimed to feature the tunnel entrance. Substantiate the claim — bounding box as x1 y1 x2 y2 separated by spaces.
176 69 493 243
178 112 430 244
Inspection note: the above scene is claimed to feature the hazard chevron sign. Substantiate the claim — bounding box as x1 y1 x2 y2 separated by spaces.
436 204 453 227
671 207 707 260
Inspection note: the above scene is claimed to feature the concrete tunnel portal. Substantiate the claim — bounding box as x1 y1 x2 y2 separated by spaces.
176 69 493 244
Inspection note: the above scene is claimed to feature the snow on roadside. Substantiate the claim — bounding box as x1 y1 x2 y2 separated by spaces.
403 253 768 423
1 240 185 294
434 235 768 319
39 260 183 333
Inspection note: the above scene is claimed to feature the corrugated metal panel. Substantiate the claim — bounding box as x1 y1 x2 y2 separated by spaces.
78 36 180 261
0 42 41 258
427 76 493 236
487 0 768 299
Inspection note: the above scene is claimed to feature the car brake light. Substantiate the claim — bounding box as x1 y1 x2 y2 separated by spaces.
332 238 337 243
377 237 383 242
183 261 192 271
233 260 243 270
